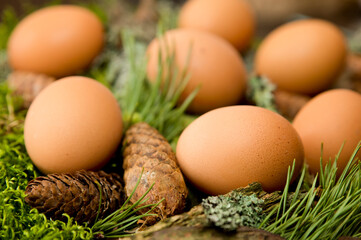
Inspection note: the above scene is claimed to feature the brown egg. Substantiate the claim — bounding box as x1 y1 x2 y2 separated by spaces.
254 19 347 95
176 105 304 195
24 76 123 174
293 89 361 175
178 0 255 51
147 29 247 114
8 5 104 77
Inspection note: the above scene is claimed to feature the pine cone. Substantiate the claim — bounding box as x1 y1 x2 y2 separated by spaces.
7 71 55 108
134 0 158 23
347 53 361 79
274 89 310 120
123 122 188 224
353 79 361 94
25 170 124 225
347 53 361 94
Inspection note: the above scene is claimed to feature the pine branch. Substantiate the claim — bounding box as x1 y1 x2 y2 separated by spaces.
262 143 361 239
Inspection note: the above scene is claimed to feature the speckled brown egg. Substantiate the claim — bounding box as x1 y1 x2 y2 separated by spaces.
254 19 347 95
8 5 104 77
24 76 123 174
178 0 255 51
176 105 304 195
146 29 247 114
293 89 361 175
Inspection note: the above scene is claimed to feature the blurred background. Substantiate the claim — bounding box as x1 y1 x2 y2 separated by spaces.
1 0 361 35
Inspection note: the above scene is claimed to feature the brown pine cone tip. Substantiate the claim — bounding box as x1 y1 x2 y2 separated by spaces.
134 0 158 23
347 53 361 94
123 122 188 224
7 71 55 108
25 170 124 225
274 89 311 120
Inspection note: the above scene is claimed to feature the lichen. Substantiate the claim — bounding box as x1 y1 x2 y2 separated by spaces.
202 192 265 231
246 75 278 113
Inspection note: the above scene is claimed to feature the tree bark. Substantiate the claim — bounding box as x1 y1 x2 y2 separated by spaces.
124 225 285 240
120 182 291 240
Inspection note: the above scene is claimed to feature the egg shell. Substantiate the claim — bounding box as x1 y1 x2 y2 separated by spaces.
147 29 247 114
293 89 361 175
8 5 104 77
24 76 123 174
176 105 304 195
178 0 255 51
254 19 347 95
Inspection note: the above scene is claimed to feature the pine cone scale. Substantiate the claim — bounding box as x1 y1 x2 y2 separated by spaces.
25 170 124 224
123 122 188 224
7 71 55 107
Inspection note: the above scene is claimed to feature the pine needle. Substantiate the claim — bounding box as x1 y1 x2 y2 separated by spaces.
118 31 198 145
92 169 163 238
261 143 361 239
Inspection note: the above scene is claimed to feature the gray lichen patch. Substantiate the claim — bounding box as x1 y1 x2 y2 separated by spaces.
202 192 265 231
